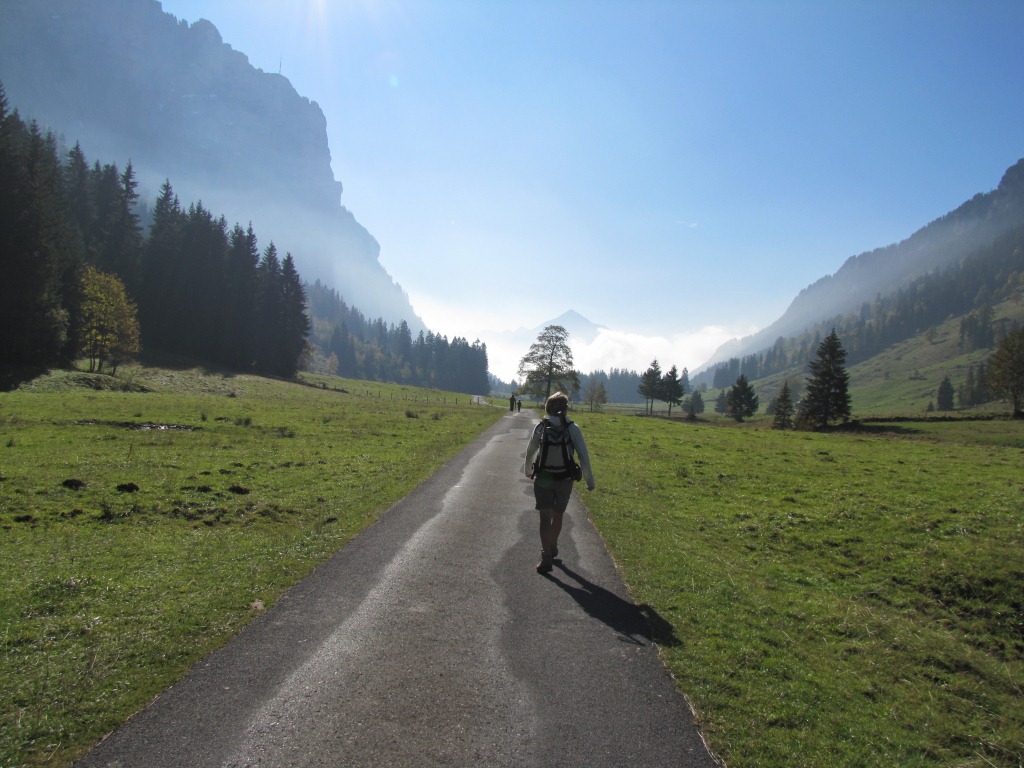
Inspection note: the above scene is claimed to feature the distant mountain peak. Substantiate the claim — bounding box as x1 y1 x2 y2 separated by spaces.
549 309 598 327
537 310 605 344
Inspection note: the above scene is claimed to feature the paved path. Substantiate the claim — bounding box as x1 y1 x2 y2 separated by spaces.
75 411 718 767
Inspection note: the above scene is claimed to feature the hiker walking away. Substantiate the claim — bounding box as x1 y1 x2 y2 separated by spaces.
510 394 516 411
524 391 595 574
516 399 522 412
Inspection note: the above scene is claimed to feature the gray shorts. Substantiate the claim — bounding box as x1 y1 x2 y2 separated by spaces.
533 473 574 514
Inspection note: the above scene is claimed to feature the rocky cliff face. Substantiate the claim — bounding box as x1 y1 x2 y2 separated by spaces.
0 0 421 329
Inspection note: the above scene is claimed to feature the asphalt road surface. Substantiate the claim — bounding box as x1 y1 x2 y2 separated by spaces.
75 410 719 767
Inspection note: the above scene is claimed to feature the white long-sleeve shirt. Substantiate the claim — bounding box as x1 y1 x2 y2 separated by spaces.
524 416 595 490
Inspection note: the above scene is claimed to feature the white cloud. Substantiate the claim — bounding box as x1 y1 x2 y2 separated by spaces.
410 292 758 385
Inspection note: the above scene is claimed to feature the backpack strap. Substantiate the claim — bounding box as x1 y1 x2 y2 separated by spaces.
537 418 553 473
557 414 574 470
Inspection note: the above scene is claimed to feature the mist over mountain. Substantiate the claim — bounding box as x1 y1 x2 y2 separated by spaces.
701 157 1024 371
0 0 422 331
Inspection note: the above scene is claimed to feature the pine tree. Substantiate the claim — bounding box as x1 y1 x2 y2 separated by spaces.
772 381 795 429
276 253 309 378
661 364 685 416
178 202 228 361
638 359 662 415
727 374 759 422
64 143 94 251
975 362 989 405
800 329 852 429
961 365 977 407
255 243 282 375
222 224 260 370
0 120 77 373
714 390 729 414
686 389 705 419
94 162 143 294
138 180 185 352
988 326 1024 418
936 376 955 411
330 322 357 377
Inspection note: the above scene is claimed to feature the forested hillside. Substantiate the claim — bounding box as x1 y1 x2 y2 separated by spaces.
0 86 490 394
0 87 307 382
696 222 1024 406
305 281 490 394
703 158 1024 369
0 0 419 327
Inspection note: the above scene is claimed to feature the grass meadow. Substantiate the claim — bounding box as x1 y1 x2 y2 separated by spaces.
1 365 1021 767
581 412 1023 767
0 365 503 767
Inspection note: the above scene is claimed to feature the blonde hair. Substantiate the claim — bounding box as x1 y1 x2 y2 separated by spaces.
545 391 570 416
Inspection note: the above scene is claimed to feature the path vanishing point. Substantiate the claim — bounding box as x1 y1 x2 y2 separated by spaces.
74 410 719 767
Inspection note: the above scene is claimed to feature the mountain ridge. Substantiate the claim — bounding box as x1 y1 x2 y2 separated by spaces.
0 0 423 331
700 157 1024 372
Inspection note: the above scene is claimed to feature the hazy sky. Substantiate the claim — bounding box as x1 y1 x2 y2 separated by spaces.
157 0 1024 381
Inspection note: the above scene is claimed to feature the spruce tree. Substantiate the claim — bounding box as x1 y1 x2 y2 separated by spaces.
801 329 852 429
988 327 1024 418
772 381 795 429
1 120 77 373
139 180 184 352
714 389 729 414
661 364 685 416
936 376 955 411
727 374 759 422
277 253 310 378
92 162 143 294
255 243 282 374
637 359 662 415
222 224 260 370
686 389 705 419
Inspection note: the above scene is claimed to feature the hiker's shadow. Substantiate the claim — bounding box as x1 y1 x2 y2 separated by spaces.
545 562 681 648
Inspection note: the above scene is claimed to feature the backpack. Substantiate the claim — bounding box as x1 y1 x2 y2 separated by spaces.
533 416 583 481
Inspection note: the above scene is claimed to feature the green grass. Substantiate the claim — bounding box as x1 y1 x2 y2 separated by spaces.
4 362 1023 767
0 364 503 767
580 412 1023 767
700 294 1024 420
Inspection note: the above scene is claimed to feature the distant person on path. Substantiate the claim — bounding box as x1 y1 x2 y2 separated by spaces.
524 391 595 574
516 399 522 412
510 394 516 412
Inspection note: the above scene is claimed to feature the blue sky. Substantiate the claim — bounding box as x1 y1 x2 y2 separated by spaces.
158 0 1024 381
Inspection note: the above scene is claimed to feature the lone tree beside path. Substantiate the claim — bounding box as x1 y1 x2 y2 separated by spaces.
517 324 580 401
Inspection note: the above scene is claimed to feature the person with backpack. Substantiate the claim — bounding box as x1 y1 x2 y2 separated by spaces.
524 391 595 574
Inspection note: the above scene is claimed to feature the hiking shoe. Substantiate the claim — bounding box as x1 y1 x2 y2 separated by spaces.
536 550 553 574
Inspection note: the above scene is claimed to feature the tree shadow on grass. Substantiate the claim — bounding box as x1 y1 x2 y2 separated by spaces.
0 365 49 392
546 562 681 648
841 423 921 436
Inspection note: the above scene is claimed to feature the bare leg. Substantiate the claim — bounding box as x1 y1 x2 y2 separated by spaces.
537 509 564 572
547 510 563 554
537 508 561 572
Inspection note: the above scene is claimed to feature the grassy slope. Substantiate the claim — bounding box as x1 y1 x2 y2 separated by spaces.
581 413 1023 767
708 295 1024 418
0 365 503 767
3 359 1022 767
